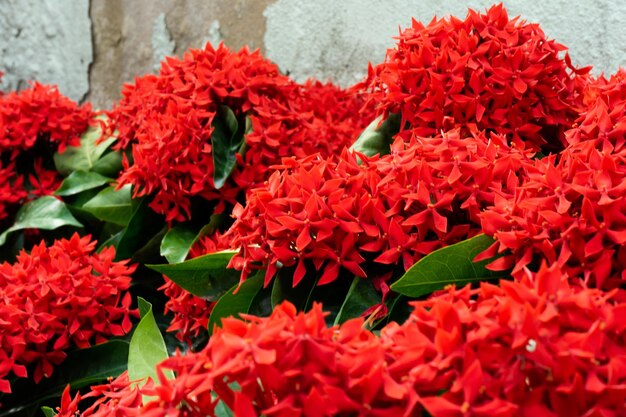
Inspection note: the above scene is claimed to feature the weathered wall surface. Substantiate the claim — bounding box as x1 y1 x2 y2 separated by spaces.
0 0 623 108
0 0 91 101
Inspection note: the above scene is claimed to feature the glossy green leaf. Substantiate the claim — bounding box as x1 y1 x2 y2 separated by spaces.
390 234 507 297
0 197 83 246
208 271 264 335
334 277 381 325
41 407 56 417
82 185 133 226
350 113 401 158
55 171 112 196
212 105 244 189
128 298 173 389
147 250 240 300
115 198 165 261
270 270 317 310
97 230 124 253
53 117 117 175
0 340 129 417
91 150 123 177
160 226 197 264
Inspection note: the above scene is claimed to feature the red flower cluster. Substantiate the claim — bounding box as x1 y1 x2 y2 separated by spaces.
160 231 234 343
228 129 533 287
480 69 626 289
0 82 91 153
234 79 375 191
58 263 626 417
0 82 93 220
112 43 373 222
362 4 589 152
0 234 136 393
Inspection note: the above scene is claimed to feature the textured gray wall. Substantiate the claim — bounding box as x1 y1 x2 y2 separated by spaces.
0 0 91 101
0 0 623 107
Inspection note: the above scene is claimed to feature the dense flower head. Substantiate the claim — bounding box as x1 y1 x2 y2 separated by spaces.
565 68 626 148
0 82 92 154
362 4 589 152
112 43 373 223
228 129 534 287
161 231 234 343
480 69 626 289
0 234 136 393
59 263 626 417
0 82 93 220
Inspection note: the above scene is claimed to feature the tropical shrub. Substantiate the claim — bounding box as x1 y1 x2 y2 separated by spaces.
0 4 623 417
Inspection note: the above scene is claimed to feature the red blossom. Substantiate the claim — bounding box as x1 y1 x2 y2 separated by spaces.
361 4 590 152
59 263 626 417
0 82 93 220
228 129 533 287
0 234 136 392
0 82 92 154
112 43 373 223
480 68 626 289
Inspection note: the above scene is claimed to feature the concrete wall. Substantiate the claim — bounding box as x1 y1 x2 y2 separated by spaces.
0 0 623 108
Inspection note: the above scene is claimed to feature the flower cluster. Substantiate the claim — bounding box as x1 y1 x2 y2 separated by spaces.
112 43 373 223
362 4 589 152
160 231 234 343
228 129 533 287
0 234 136 393
230 78 375 198
0 82 93 220
59 263 626 417
480 69 626 289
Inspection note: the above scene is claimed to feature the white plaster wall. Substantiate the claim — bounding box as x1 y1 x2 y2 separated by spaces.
264 0 626 86
0 0 92 101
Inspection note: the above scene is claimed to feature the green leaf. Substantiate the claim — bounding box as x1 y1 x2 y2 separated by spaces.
390 234 507 297
270 269 317 310
41 407 56 417
82 185 133 226
214 401 234 417
128 298 173 389
53 116 117 176
160 226 197 264
147 250 240 301
334 277 381 325
91 150 123 177
0 197 83 247
55 171 112 196
0 340 128 417
115 198 165 261
212 105 244 189
97 230 124 253
349 113 401 158
208 271 264 335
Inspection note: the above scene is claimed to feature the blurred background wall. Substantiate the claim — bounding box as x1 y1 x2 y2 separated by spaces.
0 0 624 109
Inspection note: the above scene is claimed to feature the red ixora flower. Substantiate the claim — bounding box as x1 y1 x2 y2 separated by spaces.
480 68 626 289
59 262 626 417
112 43 373 223
361 4 590 152
227 128 533 288
0 234 136 393
0 82 94 220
